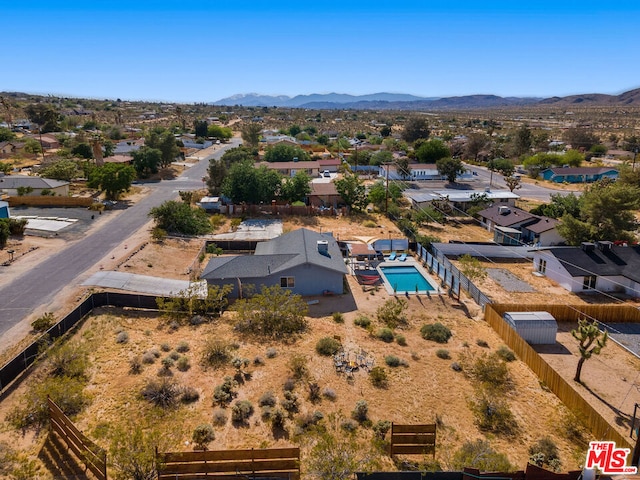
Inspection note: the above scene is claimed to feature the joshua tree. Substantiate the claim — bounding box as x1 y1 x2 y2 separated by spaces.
571 318 608 383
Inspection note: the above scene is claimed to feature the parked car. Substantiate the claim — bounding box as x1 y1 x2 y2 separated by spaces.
323 170 331 177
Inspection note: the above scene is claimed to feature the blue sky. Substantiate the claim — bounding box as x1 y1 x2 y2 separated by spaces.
4 1 640 103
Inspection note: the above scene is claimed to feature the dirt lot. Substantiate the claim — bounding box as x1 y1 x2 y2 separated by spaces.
1 213 639 478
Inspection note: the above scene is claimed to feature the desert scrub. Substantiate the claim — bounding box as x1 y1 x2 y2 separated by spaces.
322 387 337 401
176 341 190 353
141 378 180 409
231 400 254 424
476 339 489 348
176 356 191 372
160 342 171 352
259 391 277 407
369 366 388 388
129 355 143 374
332 311 345 323
468 353 511 391
362 220 377 228
351 400 369 423
376 327 395 343
31 312 55 332
315 337 342 356
281 391 299 414
202 339 232 369
376 298 408 329
469 391 517 435
354 315 371 328
212 408 228 426
420 322 452 343
497 345 516 362
181 386 200 403
288 354 308 380
436 349 451 359
115 330 129 343
212 376 238 407
266 347 277 358
395 334 407 346
192 424 215 450
384 355 407 367
141 351 156 364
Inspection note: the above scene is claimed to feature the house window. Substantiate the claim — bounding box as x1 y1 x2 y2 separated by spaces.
583 275 596 290
538 259 547 274
280 277 295 288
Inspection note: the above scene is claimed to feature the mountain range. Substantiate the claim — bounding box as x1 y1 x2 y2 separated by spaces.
214 88 640 110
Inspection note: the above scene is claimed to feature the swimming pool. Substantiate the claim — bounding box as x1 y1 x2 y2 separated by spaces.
379 265 435 294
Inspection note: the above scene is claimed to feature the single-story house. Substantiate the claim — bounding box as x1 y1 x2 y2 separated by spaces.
0 175 70 196
307 182 341 208
31 134 60 149
114 139 144 155
179 136 213 149
532 241 640 296
257 161 321 177
477 205 563 246
379 163 473 181
201 228 349 298
406 189 519 213
0 141 25 158
262 135 298 146
105 154 134 164
318 158 341 173
0 200 9 218
541 167 618 183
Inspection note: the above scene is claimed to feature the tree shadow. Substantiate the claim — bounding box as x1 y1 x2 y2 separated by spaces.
581 383 632 429
38 432 89 480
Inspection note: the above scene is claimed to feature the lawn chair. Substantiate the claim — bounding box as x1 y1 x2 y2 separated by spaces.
388 252 397 261
398 253 407 262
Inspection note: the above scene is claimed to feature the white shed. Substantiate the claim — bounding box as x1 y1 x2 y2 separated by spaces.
503 311 557 345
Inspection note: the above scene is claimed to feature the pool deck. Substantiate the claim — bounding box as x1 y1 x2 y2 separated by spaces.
376 256 442 295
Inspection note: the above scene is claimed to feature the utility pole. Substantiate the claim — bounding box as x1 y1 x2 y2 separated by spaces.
385 162 390 213
634 147 639 172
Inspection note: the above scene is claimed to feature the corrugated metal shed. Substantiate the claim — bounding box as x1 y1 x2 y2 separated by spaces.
503 311 557 344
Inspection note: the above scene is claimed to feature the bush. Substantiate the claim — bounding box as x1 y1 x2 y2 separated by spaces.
160 342 171 352
296 411 324 431
192 424 215 450
259 391 277 407
176 356 191 372
362 220 377 228
231 400 254 424
470 353 511 391
420 323 452 343
385 355 404 367
497 346 516 362
369 366 388 388
283 378 296 392
341 419 358 433
129 356 143 374
48 342 89 380
213 377 238 407
376 298 408 329
373 420 392 439
281 391 299 413
529 437 561 471
376 327 395 343
266 347 277 358
451 439 514 471
161 357 174 369
352 400 369 423
308 382 321 403
436 349 450 359
142 351 156 364
202 339 232 369
395 334 407 346
31 312 55 332
288 354 308 380
476 339 489 348
141 379 180 409
451 362 462 372
354 315 371 328
169 350 181 361
253 356 264 365
270 408 287 430
212 408 228 426
181 386 200 403
469 391 518 435
322 387 337 401
332 312 345 323
316 337 342 356
176 341 190 353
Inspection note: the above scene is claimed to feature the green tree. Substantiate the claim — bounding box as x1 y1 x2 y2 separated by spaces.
458 254 487 280
563 149 584 167
562 127 598 151
369 150 392 166
39 159 82 181
511 125 532 157
221 146 255 166
146 130 180 167
288 125 301 136
436 157 465 183
149 200 212 235
414 139 450 163
103 139 115 157
194 119 208 138
464 133 489 161
396 157 411 179
530 192 581 219
23 138 42 155
25 104 60 133
281 171 311 203
571 318 608 383
234 284 308 338
380 125 392 137
503 176 522 193
263 143 310 163
368 181 401 211
0 127 16 142
401 117 430 143
221 161 281 204
0 219 9 249
87 162 137 200
207 159 227 195
241 123 262 149
71 142 93 159
0 162 12 174
131 146 162 176
487 158 514 177
334 172 368 213
109 422 168 480
207 124 233 140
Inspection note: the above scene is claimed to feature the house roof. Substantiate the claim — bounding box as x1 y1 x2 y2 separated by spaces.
257 161 319 170
0 175 68 189
309 182 339 196
524 217 559 234
201 228 348 280
477 205 538 227
543 167 618 176
545 245 640 283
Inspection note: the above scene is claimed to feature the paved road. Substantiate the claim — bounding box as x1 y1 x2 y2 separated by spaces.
0 139 240 338
463 164 581 201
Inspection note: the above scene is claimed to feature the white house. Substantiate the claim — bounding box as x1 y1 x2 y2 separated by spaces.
532 242 640 296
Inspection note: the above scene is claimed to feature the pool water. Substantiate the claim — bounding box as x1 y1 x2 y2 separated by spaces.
379 266 435 293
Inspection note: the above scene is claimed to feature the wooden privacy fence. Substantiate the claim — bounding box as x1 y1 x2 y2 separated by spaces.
156 446 300 480
484 304 633 450
389 423 436 456
48 397 107 480
488 303 640 324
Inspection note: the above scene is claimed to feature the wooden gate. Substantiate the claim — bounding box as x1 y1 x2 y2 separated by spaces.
389 423 437 456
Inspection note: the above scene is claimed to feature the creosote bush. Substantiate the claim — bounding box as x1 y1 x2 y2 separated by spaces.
288 354 308 380
31 312 55 332
192 424 215 450
351 400 369 423
176 341 190 353
202 339 232 369
266 347 277 358
469 391 517 435
213 376 238 407
395 334 407 346
354 315 371 328
259 391 277 407
376 327 395 343
176 356 190 372
231 400 254 424
322 387 337 401
316 337 342 356
376 298 408 329
181 386 200 403
436 349 450 360
369 366 388 388
384 355 407 367
497 345 516 362
332 312 345 323
420 322 452 343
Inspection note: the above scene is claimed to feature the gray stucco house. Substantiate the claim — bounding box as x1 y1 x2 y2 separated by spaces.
201 228 348 298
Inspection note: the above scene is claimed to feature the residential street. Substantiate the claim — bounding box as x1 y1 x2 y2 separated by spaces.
0 139 240 343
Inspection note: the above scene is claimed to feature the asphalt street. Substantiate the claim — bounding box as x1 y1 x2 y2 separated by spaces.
0 139 240 339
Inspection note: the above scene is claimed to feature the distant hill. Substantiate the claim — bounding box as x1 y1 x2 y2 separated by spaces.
214 88 640 110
